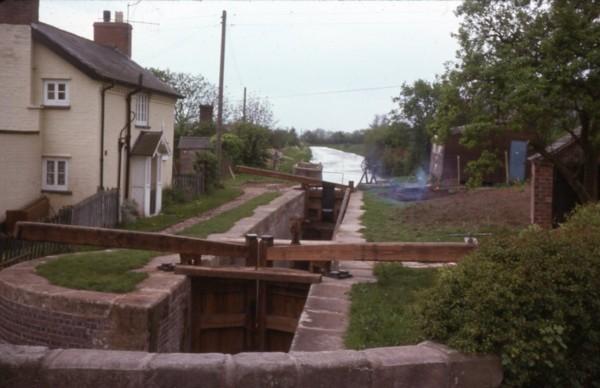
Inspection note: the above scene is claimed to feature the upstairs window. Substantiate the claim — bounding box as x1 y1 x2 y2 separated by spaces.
43 80 70 107
135 93 149 127
42 158 69 191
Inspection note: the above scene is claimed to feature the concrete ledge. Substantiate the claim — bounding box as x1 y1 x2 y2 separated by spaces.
0 343 503 388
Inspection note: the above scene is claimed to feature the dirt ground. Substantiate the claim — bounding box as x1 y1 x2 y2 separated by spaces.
396 185 531 228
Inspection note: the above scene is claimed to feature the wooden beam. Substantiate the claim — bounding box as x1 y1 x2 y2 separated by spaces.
235 166 348 189
175 265 321 284
332 187 351 238
266 242 476 263
265 315 298 334
15 222 248 257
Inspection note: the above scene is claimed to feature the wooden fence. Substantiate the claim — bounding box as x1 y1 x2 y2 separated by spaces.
0 189 119 269
173 174 205 199
71 189 119 227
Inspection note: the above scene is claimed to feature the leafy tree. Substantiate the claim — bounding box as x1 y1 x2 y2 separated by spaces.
231 122 271 167
149 68 232 138
390 79 442 170
232 93 275 128
433 1 600 201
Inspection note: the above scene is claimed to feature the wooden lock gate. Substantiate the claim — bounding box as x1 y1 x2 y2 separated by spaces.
15 222 476 353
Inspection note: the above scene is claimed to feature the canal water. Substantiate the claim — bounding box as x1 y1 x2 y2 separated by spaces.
310 146 364 185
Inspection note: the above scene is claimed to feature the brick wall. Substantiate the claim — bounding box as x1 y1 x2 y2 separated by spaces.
155 278 190 352
531 160 554 228
0 0 38 25
0 258 189 352
0 293 110 349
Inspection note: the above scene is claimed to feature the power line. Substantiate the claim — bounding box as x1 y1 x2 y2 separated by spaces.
270 85 404 99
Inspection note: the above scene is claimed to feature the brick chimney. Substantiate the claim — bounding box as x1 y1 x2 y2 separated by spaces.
200 105 214 123
0 0 39 24
93 10 132 57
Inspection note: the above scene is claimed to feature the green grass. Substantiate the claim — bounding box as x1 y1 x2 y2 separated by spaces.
179 191 281 238
345 264 438 349
123 186 243 232
279 146 313 173
360 190 515 242
36 250 156 293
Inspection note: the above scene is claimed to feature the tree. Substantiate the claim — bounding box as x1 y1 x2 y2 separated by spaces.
390 80 442 170
434 1 600 201
149 68 232 138
231 122 271 167
233 93 275 128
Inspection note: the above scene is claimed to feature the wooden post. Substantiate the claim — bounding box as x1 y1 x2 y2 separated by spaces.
505 150 510 184
259 235 274 268
348 180 354 192
245 234 258 267
457 155 461 186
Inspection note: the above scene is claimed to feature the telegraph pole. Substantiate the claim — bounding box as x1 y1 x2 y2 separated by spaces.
216 10 227 179
242 86 247 122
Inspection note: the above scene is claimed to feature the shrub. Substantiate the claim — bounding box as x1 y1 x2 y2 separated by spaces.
194 150 219 189
162 187 185 208
419 203 600 387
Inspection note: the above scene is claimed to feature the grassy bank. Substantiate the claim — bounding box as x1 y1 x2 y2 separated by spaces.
278 145 313 173
179 191 280 238
36 250 156 293
123 185 243 232
345 264 438 349
346 186 529 349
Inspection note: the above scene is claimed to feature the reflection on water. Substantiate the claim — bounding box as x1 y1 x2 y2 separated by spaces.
310 146 364 185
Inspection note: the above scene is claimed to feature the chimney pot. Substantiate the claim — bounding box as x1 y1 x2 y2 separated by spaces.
103 10 110 22
94 12 133 57
200 105 214 124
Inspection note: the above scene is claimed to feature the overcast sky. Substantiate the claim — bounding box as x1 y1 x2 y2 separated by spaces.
40 1 461 132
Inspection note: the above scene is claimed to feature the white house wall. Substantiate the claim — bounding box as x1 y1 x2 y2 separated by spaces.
0 24 42 222
33 42 102 210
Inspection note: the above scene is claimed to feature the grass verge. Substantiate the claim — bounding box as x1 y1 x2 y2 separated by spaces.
123 186 243 232
345 264 438 349
279 146 313 173
36 250 156 293
179 191 280 238
361 190 517 242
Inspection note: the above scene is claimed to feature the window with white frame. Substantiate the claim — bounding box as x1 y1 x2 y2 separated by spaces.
135 93 149 127
43 80 70 106
42 158 69 191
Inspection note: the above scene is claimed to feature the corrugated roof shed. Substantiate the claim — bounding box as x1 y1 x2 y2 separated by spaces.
31 22 181 98
178 136 212 150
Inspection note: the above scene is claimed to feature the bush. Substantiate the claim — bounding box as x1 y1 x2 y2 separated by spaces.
419 203 600 387
194 150 219 189
162 187 186 208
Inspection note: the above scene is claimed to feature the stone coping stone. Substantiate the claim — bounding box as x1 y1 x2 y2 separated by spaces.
0 342 502 388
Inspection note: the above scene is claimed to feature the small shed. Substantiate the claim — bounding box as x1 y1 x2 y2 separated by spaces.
177 136 212 175
529 131 594 228
429 127 531 187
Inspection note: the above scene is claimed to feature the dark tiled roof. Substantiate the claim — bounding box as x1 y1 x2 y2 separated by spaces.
131 131 170 156
177 136 212 150
31 22 181 98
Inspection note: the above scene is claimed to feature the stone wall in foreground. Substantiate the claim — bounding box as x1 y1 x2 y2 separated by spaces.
0 341 502 388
